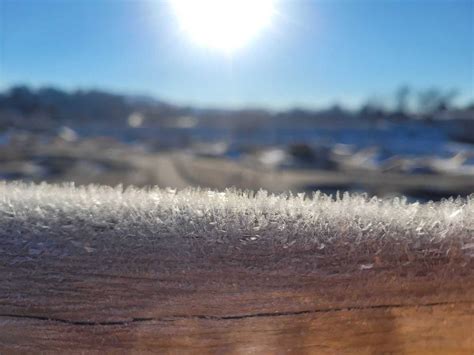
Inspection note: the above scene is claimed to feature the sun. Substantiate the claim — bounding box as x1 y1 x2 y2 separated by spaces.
169 0 276 53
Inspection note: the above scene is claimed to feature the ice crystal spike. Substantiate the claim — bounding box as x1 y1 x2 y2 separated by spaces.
0 182 472 266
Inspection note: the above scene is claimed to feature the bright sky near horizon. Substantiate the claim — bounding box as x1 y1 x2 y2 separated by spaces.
0 0 472 109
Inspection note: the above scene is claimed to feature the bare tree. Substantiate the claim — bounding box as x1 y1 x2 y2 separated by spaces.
395 85 411 113
417 88 459 115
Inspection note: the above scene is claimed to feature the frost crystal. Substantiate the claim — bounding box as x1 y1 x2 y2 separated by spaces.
0 182 472 268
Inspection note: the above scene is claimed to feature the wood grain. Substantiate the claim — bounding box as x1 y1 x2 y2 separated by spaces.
1 235 473 354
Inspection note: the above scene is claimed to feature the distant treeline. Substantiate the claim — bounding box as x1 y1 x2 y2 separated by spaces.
0 85 472 129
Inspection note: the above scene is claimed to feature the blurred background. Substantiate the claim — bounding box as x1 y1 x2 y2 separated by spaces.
0 0 473 201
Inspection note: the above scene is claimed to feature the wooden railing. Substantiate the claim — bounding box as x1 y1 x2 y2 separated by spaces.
1 184 472 353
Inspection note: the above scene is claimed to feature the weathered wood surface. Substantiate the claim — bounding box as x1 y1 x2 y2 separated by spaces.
1 184 473 353
1 244 473 353
2 302 472 354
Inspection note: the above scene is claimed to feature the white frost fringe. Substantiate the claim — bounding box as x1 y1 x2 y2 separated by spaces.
0 182 473 263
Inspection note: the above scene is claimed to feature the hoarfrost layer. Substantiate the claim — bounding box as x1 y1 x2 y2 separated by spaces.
1 182 473 267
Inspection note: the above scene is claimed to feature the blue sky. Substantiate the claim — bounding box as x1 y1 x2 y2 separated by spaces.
0 0 472 109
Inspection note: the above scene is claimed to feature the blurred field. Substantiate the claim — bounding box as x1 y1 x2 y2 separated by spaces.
1 86 473 201
1 132 473 202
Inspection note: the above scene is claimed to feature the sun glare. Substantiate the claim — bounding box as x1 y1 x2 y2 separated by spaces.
169 0 275 53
